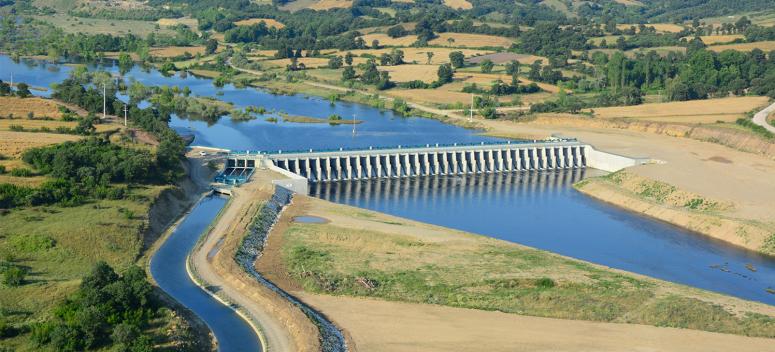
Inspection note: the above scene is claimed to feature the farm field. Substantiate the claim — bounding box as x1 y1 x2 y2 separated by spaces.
234 18 285 28
428 32 515 48
149 46 207 58
590 96 769 124
0 97 63 119
442 0 472 10
346 47 494 64
693 34 745 45
708 41 775 52
618 23 685 33
280 0 353 12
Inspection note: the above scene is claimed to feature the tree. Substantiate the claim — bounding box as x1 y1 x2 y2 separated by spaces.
344 52 354 66
387 25 407 38
436 63 454 84
15 83 31 98
390 49 404 65
205 39 218 55
528 60 542 81
449 51 465 68
342 66 356 81
505 60 520 85
117 53 133 75
426 52 434 64
372 39 380 49
328 56 343 69
480 59 494 73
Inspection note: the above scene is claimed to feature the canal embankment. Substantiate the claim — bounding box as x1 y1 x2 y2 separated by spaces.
188 168 325 352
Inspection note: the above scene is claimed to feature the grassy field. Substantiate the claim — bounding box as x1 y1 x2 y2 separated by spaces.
0 96 189 350
275 200 775 337
590 96 769 124
157 17 199 29
234 18 285 28
34 13 170 36
0 184 171 350
702 11 775 27
359 33 418 47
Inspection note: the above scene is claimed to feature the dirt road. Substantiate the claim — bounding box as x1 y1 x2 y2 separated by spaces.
752 101 775 133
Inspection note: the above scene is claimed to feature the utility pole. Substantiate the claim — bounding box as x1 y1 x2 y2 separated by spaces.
102 83 106 121
469 93 474 122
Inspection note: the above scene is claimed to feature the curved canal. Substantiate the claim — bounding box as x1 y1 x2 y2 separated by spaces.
3 56 773 347
150 195 263 351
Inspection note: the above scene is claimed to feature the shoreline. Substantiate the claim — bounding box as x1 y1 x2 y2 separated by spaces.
573 174 775 257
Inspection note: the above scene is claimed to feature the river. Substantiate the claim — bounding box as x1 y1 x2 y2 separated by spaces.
3 56 773 312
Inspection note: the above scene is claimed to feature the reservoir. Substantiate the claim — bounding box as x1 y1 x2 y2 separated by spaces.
4 56 774 306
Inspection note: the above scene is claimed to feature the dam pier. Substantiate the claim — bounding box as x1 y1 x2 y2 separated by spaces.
217 139 641 194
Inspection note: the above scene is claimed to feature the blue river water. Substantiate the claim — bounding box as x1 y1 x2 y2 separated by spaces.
3 56 774 308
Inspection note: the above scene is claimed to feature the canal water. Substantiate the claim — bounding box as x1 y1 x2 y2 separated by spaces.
3 56 774 307
150 195 263 351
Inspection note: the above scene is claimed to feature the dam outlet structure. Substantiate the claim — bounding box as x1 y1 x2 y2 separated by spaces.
217 139 641 194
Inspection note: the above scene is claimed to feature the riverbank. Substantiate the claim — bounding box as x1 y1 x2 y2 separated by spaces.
254 193 775 351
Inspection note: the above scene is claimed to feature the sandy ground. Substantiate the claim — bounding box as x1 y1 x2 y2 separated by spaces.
188 165 320 352
298 294 775 352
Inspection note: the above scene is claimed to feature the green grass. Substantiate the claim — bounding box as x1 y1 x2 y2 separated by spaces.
0 185 168 351
33 13 172 37
280 222 775 337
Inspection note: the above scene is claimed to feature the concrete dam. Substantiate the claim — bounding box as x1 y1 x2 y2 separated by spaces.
218 139 641 194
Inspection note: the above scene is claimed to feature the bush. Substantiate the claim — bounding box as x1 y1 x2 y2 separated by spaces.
535 277 556 289
2 266 26 286
9 168 33 177
0 165 5 174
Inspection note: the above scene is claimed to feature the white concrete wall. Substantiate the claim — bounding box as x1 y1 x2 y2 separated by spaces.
267 163 310 195
584 145 641 172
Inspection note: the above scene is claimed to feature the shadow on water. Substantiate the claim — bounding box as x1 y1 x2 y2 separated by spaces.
311 169 775 305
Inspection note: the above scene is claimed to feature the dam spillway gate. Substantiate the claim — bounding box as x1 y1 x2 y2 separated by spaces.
225 139 590 184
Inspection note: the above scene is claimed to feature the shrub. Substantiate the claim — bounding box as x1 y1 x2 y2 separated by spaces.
535 277 556 289
2 266 26 286
9 168 33 177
